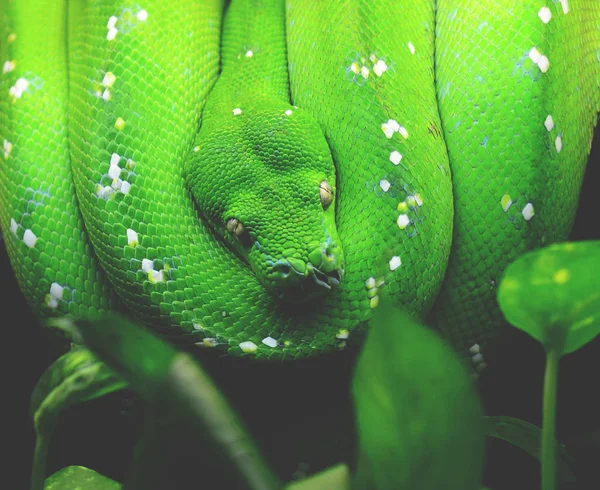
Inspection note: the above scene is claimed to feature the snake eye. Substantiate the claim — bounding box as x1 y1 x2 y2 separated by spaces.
319 181 333 210
226 218 251 246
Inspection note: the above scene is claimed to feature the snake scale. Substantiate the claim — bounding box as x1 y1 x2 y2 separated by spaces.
1 0 599 363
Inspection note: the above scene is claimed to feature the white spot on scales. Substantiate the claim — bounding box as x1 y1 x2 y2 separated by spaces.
96 185 114 200
389 255 401 271
127 228 139 247
397 214 410 229
239 341 257 353
522 203 535 221
528 47 549 73
3 139 12 159
2 60 15 74
381 119 399 139
9 77 29 99
107 16 118 40
469 344 487 373
373 59 387 77
23 229 37 248
537 55 550 73
203 338 218 348
389 151 403 166
381 119 408 140
262 337 278 348
46 282 64 309
107 27 118 41
108 164 121 180
141 258 165 283
110 153 120 166
136 9 148 22
555 135 562 153
538 6 552 24
102 72 116 88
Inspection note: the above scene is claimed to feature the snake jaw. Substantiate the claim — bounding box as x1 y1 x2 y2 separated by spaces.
269 254 344 303
304 262 343 291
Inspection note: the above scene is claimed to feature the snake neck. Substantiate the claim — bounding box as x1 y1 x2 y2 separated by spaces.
215 0 289 107
185 0 345 303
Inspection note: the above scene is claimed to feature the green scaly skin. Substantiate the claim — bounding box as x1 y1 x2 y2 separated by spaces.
430 0 600 356
1 0 598 363
186 0 345 303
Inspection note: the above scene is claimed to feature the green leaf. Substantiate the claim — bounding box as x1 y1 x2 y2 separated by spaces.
44 466 121 489
495 242 600 490
284 464 350 490
352 301 484 490
49 316 175 403
30 346 127 426
497 241 600 355
30 347 127 490
55 314 281 490
483 416 575 484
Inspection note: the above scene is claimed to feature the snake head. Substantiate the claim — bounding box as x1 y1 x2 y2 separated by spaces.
186 101 345 302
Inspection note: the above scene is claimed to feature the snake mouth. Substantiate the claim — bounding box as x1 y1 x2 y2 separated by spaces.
307 265 343 290
291 263 344 290
272 259 344 304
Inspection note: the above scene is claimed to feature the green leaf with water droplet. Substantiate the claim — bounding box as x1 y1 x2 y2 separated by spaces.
30 346 127 427
352 300 484 490
497 241 600 355
29 347 128 490
44 466 121 489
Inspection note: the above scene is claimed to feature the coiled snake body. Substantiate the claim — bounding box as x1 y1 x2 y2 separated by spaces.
1 0 599 362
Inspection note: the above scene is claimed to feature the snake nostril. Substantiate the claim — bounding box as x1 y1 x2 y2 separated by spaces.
274 262 291 278
325 246 335 260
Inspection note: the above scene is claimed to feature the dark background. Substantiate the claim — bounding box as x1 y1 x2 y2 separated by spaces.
2 121 599 489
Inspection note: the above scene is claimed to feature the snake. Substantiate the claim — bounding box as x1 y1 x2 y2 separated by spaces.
1 0 599 363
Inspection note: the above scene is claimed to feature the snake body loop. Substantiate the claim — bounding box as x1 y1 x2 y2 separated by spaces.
1 0 598 360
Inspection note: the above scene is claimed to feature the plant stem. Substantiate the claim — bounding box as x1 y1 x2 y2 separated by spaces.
541 346 560 490
30 434 49 490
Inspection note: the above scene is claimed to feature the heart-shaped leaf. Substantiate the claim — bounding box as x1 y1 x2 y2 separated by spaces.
352 301 484 490
497 241 600 355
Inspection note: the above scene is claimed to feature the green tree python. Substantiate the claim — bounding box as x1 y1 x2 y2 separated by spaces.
1 0 599 366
